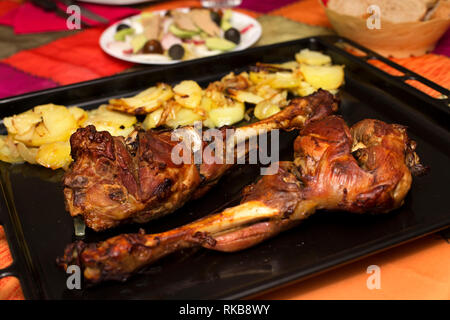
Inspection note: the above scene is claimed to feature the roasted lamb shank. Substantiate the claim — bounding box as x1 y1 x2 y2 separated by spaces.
63 90 338 231
58 115 426 283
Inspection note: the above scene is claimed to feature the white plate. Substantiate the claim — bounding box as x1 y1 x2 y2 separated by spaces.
99 9 262 65
78 0 158 5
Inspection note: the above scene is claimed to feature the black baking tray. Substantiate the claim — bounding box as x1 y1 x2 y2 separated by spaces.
0 36 449 300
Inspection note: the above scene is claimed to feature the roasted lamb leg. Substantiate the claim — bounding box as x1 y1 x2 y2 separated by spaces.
63 90 338 231
58 115 426 283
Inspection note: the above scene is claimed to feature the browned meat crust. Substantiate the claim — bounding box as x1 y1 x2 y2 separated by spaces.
63 90 338 231
64 127 201 231
58 114 425 283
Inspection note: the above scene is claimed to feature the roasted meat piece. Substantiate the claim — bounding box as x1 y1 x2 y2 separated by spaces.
58 115 426 283
63 90 339 231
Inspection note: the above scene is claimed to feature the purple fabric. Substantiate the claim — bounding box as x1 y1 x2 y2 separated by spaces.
238 0 298 13
0 63 58 99
433 28 450 57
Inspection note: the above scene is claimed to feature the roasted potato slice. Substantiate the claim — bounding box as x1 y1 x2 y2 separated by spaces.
208 101 245 127
254 101 280 120
36 141 72 170
300 64 345 90
0 136 23 163
200 96 214 112
142 108 164 130
3 110 41 136
203 118 216 128
254 91 288 120
269 72 301 89
254 84 281 101
204 85 233 108
109 83 174 115
16 142 38 164
85 105 137 137
200 97 215 128
278 60 300 70
220 72 250 91
295 49 332 66
249 71 275 86
68 107 88 126
228 89 264 104
165 105 203 128
32 104 77 146
296 81 317 97
250 70 301 90
173 80 203 109
4 104 78 147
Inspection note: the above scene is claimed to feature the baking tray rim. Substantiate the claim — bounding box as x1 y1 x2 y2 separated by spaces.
0 35 448 300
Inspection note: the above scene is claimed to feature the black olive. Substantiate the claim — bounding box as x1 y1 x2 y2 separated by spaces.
168 44 185 60
210 10 221 27
142 40 164 54
116 23 131 32
224 27 241 44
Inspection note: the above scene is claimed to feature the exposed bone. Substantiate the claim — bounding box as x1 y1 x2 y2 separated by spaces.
63 90 338 231
58 115 425 283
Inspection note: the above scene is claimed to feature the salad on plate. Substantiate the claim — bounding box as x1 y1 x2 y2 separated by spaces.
107 8 256 62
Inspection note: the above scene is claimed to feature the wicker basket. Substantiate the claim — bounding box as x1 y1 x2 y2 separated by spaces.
321 0 450 57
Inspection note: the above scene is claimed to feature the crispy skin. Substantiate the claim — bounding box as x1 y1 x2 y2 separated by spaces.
64 127 201 231
63 90 338 231
58 115 425 283
292 116 425 214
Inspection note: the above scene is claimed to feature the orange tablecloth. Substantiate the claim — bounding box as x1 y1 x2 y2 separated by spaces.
0 0 449 300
